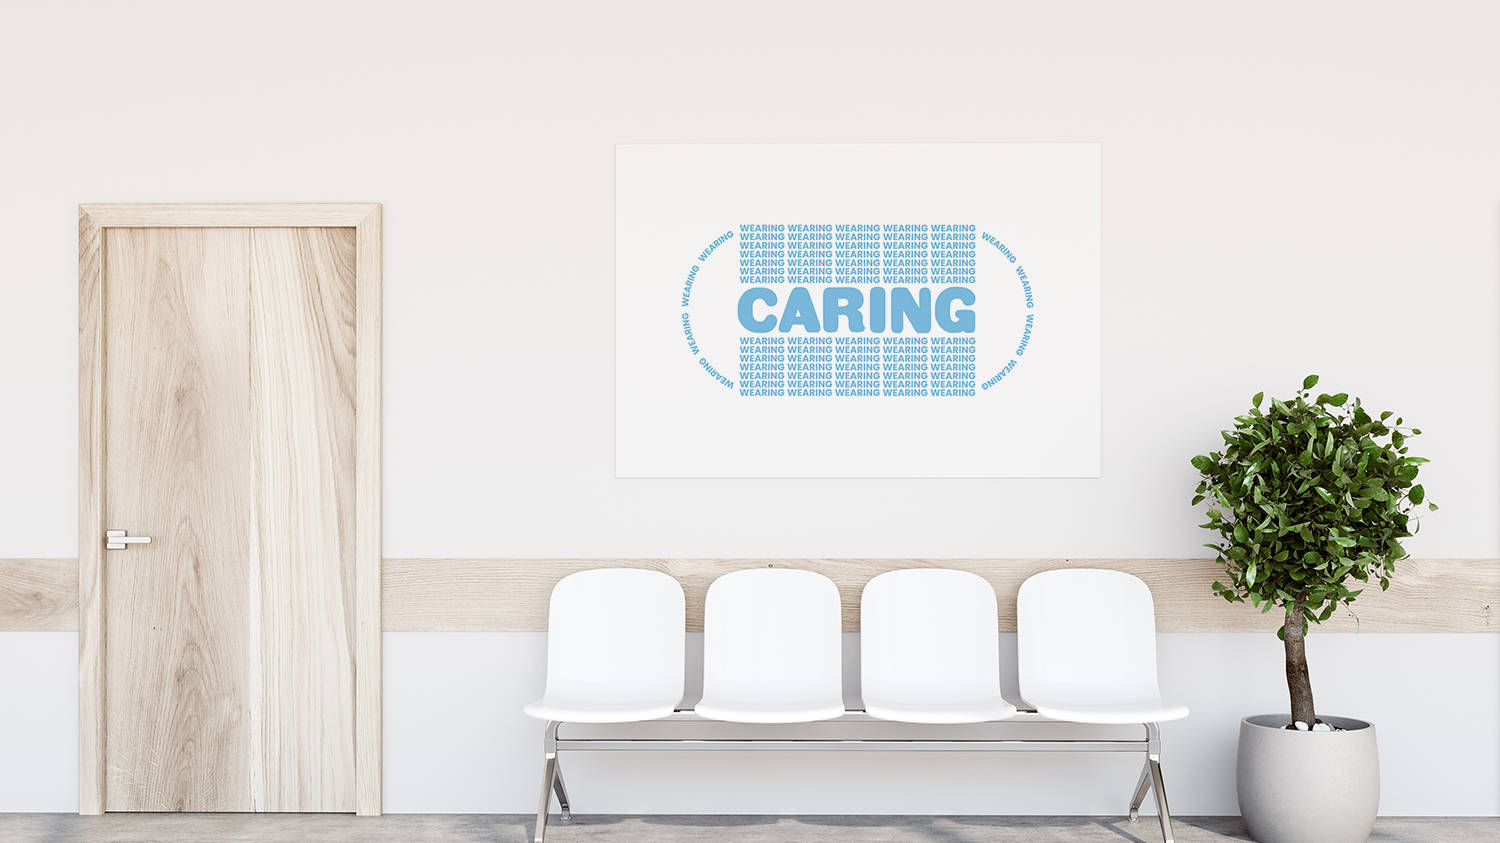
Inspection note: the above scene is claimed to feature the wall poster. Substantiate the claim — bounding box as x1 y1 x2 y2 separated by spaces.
616 143 1100 478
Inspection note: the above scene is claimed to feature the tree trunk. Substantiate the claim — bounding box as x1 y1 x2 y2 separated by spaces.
1284 592 1317 727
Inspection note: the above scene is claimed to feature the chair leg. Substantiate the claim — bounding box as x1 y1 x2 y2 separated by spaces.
552 757 572 821
1127 758 1152 821
534 754 557 843
535 720 566 842
1141 722 1175 843
1149 757 1175 843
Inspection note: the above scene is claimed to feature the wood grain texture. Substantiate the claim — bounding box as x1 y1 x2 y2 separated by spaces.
80 204 378 228
353 207 382 816
248 227 358 811
382 557 1499 634
12 557 1497 635
78 204 381 815
0 559 77 630
77 208 106 814
103 227 255 811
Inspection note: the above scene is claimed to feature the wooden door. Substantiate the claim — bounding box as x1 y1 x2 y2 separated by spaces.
79 205 382 814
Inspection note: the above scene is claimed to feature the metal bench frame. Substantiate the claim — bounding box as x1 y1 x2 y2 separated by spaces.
534 710 1174 843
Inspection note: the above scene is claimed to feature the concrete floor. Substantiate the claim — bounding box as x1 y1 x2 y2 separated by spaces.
1 814 1497 842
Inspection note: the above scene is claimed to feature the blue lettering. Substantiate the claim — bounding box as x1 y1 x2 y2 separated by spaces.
822 286 865 333
889 287 931 334
778 286 822 333
737 287 778 333
935 287 976 333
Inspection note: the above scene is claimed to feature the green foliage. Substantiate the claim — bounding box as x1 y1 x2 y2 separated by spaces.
1191 376 1435 633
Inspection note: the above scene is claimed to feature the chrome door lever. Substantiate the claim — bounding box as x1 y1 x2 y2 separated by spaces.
105 530 152 550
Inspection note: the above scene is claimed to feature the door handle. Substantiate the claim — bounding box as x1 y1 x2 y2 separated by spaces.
105 530 152 550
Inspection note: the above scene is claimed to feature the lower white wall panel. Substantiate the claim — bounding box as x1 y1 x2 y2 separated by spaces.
2 630 1494 815
382 631 550 813
0 632 77 813
380 631 1500 817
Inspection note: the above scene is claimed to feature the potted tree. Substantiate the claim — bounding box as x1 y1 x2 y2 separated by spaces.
1190 375 1434 843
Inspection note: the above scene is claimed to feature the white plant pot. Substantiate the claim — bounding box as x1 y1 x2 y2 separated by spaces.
1237 714 1379 843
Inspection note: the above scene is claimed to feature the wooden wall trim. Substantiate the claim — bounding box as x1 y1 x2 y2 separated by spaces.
353 205 383 817
79 203 379 227
380 558 1497 633
77 206 106 815
5 557 1494 634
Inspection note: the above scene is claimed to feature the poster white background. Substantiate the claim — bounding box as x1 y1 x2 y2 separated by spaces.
617 143 1101 477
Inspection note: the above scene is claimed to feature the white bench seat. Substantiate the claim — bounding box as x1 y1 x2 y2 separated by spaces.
522 697 680 724
526 566 1187 843
864 698 1019 724
694 569 846 724
1029 698 1191 726
862 570 1019 725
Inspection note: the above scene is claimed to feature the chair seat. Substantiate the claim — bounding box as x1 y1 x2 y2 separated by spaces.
865 696 1018 724
694 698 847 723
1030 698 1190 724
524 695 679 723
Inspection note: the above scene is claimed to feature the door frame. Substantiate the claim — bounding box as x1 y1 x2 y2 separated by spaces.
78 204 383 815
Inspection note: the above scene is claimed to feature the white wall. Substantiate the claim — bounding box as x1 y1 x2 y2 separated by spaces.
6 631 1497 815
2 0 1498 816
381 632 1500 817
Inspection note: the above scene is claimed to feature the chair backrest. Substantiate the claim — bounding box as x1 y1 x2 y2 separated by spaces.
861 569 1000 701
700 568 843 705
1017 568 1164 706
541 568 685 701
